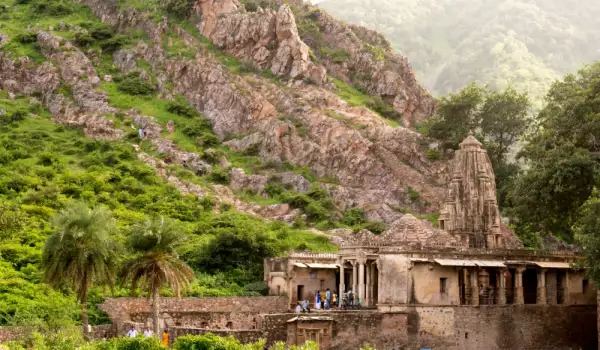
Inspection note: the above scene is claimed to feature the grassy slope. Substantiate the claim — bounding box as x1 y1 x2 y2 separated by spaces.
0 0 338 329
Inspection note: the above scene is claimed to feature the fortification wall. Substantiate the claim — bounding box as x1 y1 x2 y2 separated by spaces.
99 296 288 330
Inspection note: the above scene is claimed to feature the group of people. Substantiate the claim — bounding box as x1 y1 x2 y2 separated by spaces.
126 326 169 347
295 289 362 313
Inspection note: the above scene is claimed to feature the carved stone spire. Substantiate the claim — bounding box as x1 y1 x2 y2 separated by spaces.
438 133 503 248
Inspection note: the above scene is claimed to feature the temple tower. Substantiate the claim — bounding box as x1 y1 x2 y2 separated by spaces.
438 131 503 248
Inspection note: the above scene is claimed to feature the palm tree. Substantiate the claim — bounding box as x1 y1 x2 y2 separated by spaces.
121 216 194 335
42 201 118 340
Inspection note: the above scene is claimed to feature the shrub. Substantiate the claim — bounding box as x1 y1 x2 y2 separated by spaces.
16 32 38 44
201 148 224 164
264 182 285 197
209 168 230 184
342 207 365 226
304 202 328 221
407 186 420 202
426 149 441 160
244 1 258 12
182 119 211 138
366 96 403 120
31 0 73 16
88 23 114 40
93 336 165 349
362 221 387 234
243 281 269 296
163 0 195 17
167 98 198 118
116 72 155 95
242 143 261 156
198 133 220 147
100 34 129 54
73 31 94 47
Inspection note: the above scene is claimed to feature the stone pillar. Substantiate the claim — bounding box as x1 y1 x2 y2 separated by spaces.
537 269 547 305
498 269 507 305
352 261 358 294
366 263 371 306
515 267 525 305
370 263 376 305
339 258 345 295
471 267 479 306
358 259 366 304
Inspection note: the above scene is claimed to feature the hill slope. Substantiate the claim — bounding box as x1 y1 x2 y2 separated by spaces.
0 0 445 328
318 0 600 106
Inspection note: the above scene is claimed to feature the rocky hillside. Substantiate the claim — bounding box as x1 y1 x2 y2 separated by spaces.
0 0 445 227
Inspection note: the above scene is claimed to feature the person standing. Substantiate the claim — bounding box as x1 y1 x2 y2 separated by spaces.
143 328 153 337
315 290 321 309
162 330 169 347
295 302 302 313
325 288 331 310
127 326 138 338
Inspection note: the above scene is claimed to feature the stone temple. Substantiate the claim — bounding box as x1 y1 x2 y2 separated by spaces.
95 134 597 349
264 133 597 349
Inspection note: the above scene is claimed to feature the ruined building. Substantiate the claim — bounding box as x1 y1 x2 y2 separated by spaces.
265 133 598 349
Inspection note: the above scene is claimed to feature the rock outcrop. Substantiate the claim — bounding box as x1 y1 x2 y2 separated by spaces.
196 0 326 83
289 1 435 126
53 0 448 224
0 32 123 141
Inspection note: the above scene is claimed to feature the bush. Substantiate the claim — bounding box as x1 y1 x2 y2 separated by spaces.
93 336 165 349
73 31 94 47
16 32 38 44
244 1 258 12
426 149 441 160
361 221 387 234
264 182 285 197
100 34 129 54
31 0 73 16
209 168 230 184
163 0 195 17
88 23 114 40
182 119 211 138
407 186 420 202
366 96 402 120
197 133 220 147
201 148 224 164
167 98 198 118
116 72 155 95
243 281 269 296
343 208 365 226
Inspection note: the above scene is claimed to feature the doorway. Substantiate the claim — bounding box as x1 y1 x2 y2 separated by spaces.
523 269 538 304
297 285 304 302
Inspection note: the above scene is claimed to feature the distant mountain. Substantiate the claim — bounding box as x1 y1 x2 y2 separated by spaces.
318 0 600 105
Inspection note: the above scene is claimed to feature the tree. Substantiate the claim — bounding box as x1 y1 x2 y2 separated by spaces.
509 62 600 241
574 190 600 285
42 201 118 340
121 216 194 335
426 84 530 207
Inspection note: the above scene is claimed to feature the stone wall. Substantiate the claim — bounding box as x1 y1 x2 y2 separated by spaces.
384 305 598 350
259 311 409 349
100 296 288 330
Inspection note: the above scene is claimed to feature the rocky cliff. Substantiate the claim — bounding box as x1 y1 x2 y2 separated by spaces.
0 0 445 228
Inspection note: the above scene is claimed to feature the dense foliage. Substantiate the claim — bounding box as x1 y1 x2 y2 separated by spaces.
507 62 600 245
319 0 600 106
424 83 530 206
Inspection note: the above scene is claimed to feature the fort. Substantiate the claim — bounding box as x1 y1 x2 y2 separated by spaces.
92 133 598 349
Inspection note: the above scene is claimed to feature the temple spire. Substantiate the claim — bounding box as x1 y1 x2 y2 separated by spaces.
438 133 503 249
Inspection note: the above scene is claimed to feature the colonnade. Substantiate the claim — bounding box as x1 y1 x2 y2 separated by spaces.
338 257 377 306
469 267 554 305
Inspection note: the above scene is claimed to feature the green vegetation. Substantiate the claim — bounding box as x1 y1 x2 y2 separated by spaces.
120 217 195 335
42 202 119 340
320 0 600 107
0 93 333 330
331 78 402 127
3 330 323 349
